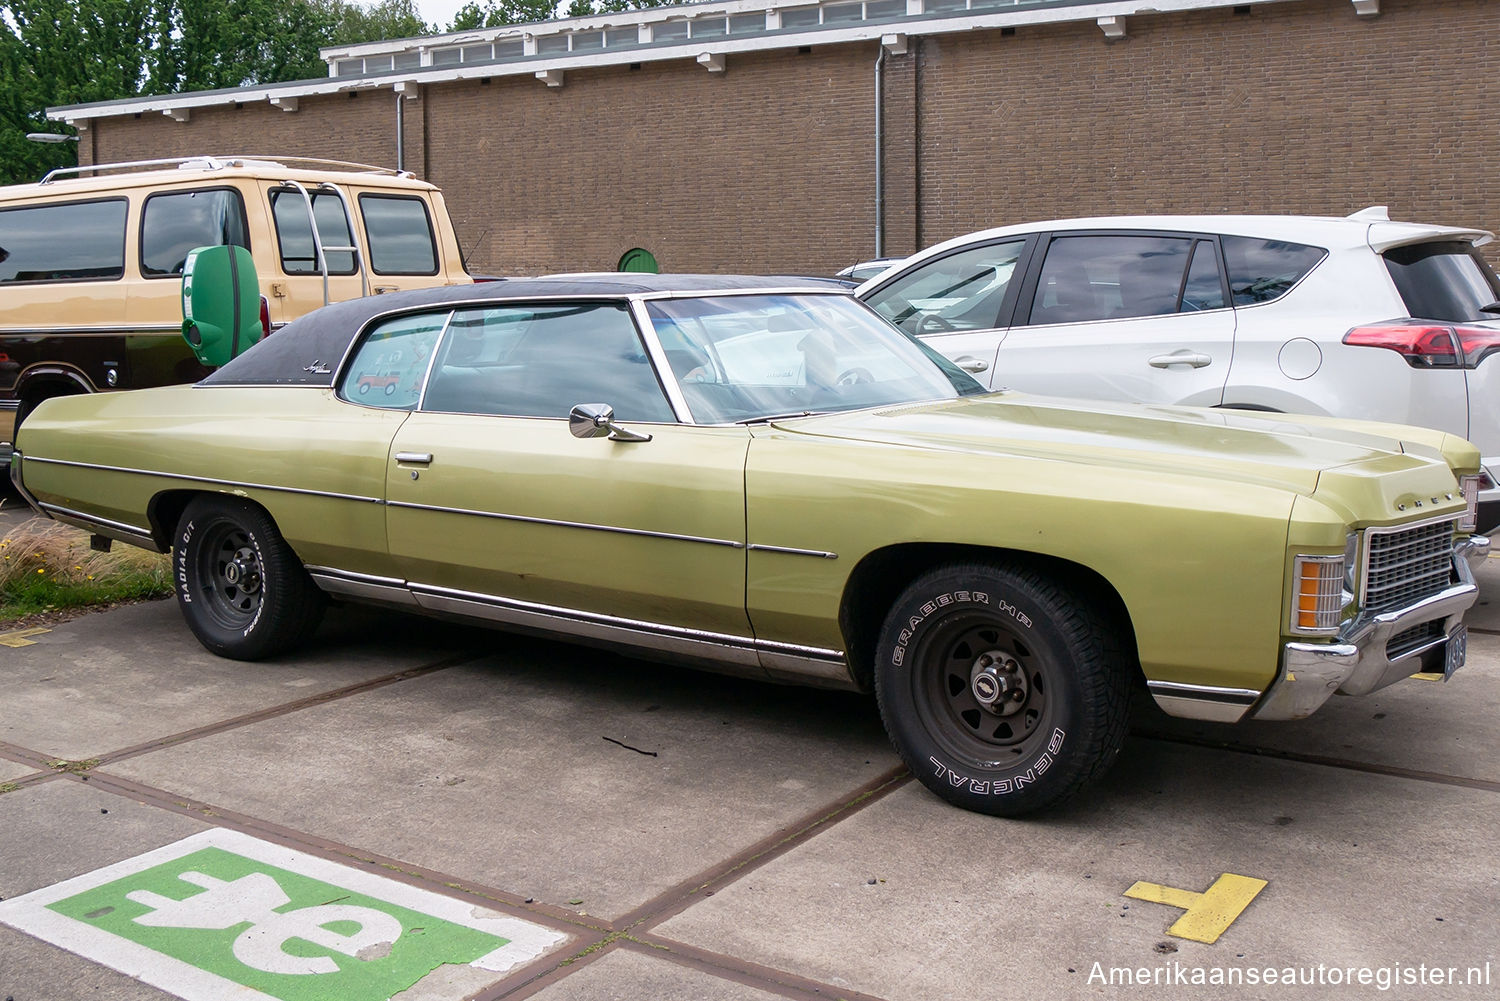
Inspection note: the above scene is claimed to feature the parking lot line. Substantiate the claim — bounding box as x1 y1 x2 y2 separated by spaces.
1124 873 1268 944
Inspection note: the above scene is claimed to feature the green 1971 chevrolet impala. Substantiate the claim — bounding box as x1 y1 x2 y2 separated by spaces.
11 275 1489 816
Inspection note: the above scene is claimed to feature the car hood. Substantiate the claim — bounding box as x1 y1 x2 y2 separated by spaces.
769 392 1473 501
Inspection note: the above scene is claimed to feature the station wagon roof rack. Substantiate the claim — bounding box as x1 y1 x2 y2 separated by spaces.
40 155 412 184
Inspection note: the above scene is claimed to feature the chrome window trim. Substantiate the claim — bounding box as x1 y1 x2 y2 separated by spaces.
20 455 383 505
629 297 695 424
385 498 744 548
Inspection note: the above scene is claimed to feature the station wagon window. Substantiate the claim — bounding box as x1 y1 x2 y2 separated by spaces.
1222 236 1326 305
422 302 674 422
358 194 438 276
338 311 449 409
865 239 1025 336
140 188 249 277
0 199 126 284
1028 234 1198 325
270 190 357 275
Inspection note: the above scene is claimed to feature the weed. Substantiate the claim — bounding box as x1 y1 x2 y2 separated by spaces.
0 517 169 621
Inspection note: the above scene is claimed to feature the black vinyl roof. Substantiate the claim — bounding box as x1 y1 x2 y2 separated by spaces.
200 274 847 388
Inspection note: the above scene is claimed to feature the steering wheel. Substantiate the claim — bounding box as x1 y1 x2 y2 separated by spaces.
916 312 957 334
836 367 874 386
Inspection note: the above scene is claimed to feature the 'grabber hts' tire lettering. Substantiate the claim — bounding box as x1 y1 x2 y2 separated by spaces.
873 561 1131 817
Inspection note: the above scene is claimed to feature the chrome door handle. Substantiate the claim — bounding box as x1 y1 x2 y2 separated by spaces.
954 355 990 373
373 285 399 294
394 451 432 465
1148 351 1213 369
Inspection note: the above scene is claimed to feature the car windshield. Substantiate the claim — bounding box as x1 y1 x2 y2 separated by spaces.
647 293 984 423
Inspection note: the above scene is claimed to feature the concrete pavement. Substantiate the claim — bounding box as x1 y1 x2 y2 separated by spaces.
2 563 1498 1000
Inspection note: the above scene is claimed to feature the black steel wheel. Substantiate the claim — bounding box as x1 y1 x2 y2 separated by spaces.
874 561 1130 816
173 496 326 660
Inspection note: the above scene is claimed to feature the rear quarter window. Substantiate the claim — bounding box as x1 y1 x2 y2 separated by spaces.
359 194 438 276
0 198 127 284
1222 236 1327 305
1383 241 1500 323
140 187 250 277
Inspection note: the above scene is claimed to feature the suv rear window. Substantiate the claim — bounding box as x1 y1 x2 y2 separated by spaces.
1383 241 1500 323
0 199 127 284
141 188 249 277
1222 236 1326 305
359 194 438 275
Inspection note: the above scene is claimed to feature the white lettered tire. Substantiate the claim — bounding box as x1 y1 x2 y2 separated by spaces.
874 562 1130 816
174 496 327 660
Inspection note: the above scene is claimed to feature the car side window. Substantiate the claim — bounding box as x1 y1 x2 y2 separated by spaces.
1222 235 1326 305
864 240 1025 336
140 188 250 277
358 194 438 276
339 311 449 409
422 302 675 422
1027 235 1196 325
271 190 357 275
0 199 127 284
1180 239 1227 311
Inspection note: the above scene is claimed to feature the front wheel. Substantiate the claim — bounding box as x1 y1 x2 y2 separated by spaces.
174 496 326 660
874 562 1130 816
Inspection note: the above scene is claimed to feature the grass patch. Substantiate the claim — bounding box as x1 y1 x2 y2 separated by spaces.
0 516 170 623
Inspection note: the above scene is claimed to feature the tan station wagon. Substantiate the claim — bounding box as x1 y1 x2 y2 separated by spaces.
0 155 474 462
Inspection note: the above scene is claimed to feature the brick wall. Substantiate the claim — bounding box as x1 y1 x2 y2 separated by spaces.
81 0 1500 275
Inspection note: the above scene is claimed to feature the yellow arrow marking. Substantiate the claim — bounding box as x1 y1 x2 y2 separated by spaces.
1124 873 1267 944
0 627 50 648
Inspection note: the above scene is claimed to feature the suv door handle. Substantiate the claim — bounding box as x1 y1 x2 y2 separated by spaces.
394 452 432 465
954 355 989 373
373 285 400 295
1148 351 1213 369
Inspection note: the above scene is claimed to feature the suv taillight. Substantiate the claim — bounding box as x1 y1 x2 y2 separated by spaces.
260 295 272 338
1344 322 1500 369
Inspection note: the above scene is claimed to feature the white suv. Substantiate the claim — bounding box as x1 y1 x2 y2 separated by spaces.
857 207 1500 530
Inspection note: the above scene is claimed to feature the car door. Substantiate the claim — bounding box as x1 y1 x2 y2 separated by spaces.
382 299 755 646
355 191 448 297
860 237 1031 388
993 232 1235 407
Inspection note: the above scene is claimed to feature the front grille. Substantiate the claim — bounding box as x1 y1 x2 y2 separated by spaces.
1363 517 1457 615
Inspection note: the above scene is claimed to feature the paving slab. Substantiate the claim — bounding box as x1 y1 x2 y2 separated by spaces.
1463 553 1500 631
1138 609 1500 786
106 638 900 921
0 759 38 783
529 947 793 1001
1 600 466 761
656 741 1500 1001
0 779 209 999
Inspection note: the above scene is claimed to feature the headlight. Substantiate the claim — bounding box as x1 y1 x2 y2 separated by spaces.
1292 554 1345 635
1459 474 1483 533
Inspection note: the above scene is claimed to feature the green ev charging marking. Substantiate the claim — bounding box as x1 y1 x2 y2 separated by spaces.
0 829 566 1001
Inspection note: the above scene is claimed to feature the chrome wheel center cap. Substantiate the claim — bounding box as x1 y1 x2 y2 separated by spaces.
971 652 1026 716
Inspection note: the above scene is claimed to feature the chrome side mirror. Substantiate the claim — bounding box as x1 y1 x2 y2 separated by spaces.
568 403 652 443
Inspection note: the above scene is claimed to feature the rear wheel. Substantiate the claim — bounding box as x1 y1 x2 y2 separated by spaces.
173 496 326 660
874 562 1130 816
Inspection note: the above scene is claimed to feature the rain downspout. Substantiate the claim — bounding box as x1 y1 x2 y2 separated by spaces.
395 89 405 172
874 45 885 259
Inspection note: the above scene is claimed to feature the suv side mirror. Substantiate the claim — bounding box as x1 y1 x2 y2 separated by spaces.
181 245 261 367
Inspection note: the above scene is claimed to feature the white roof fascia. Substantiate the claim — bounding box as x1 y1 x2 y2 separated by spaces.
51 0 1298 124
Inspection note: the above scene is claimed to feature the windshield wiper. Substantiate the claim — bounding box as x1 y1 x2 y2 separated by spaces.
1478 301 1500 314
737 410 818 424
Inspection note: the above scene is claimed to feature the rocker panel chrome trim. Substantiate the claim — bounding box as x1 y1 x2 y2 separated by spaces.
39 502 159 551
1146 679 1261 724
305 566 419 606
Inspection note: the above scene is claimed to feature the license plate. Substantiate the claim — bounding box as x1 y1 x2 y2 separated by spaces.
1444 625 1468 681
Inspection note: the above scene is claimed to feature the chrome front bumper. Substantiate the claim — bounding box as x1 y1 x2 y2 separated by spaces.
1253 535 1490 721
